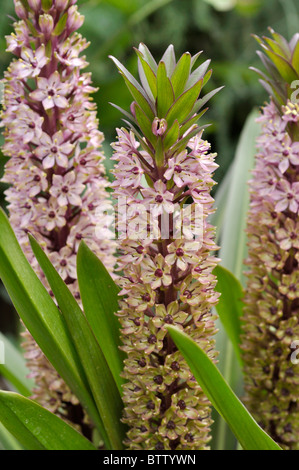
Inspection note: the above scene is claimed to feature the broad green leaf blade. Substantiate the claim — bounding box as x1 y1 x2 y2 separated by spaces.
77 242 125 395
0 391 96 450
109 55 155 119
157 61 175 117
134 103 157 146
167 327 282 451
161 44 176 76
214 109 261 450
171 52 191 98
0 209 103 437
166 79 203 128
29 236 126 450
135 49 157 101
0 332 33 397
0 422 23 450
219 109 261 283
213 265 244 366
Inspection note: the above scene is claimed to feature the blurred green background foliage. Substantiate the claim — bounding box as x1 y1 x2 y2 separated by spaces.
0 0 299 335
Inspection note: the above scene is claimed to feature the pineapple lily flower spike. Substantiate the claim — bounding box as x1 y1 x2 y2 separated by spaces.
242 29 299 450
110 44 222 450
1 0 115 435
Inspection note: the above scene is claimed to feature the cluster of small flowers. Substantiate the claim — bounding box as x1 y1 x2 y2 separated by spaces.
111 127 220 450
242 100 299 450
1 0 115 424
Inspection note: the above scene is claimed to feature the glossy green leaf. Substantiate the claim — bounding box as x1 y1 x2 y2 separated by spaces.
161 44 176 76
0 332 33 397
0 391 96 450
0 422 23 450
135 50 157 101
261 44 298 83
166 79 203 127
0 209 103 441
138 43 158 73
171 52 191 98
185 59 211 90
190 86 224 117
41 0 52 12
77 242 125 395
213 265 244 366
29 236 126 450
157 61 175 117
214 109 261 450
163 119 180 150
167 327 282 451
53 12 68 36
109 55 155 119
134 103 157 146
292 39 299 73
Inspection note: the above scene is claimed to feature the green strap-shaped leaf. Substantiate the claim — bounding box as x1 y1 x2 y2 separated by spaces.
134 103 157 146
167 327 282 451
0 332 33 397
0 391 96 450
29 236 126 450
77 242 125 395
171 52 191 98
213 265 244 366
135 49 157 101
157 61 175 117
109 55 155 120
0 422 23 450
166 79 203 128
0 209 103 439
161 44 176 76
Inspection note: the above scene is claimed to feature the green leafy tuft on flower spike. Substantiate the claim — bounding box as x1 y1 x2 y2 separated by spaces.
110 44 222 167
251 28 299 107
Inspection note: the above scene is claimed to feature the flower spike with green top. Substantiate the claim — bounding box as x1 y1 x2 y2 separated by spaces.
110 44 222 450
1 0 115 436
242 29 299 450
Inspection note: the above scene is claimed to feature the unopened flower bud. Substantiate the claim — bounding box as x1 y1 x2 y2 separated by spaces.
14 0 28 19
54 0 69 10
152 117 167 136
67 5 84 33
39 14 54 38
28 0 41 11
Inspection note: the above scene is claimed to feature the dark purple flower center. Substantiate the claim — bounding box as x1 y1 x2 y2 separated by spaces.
176 248 184 257
60 259 67 267
131 166 139 174
177 400 186 410
155 195 164 203
48 211 56 218
51 146 58 154
155 268 163 278
174 165 182 173
142 293 151 302
62 185 69 193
